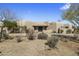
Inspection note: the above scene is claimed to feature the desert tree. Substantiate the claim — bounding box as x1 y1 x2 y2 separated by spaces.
0 8 17 42
62 3 79 28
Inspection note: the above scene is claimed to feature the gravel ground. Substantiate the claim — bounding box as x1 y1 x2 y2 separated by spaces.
0 36 78 56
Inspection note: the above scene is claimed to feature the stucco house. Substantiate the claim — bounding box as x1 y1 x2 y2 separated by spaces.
17 20 49 32
16 20 74 34
33 22 48 31
16 20 34 32
48 22 74 34
0 20 75 34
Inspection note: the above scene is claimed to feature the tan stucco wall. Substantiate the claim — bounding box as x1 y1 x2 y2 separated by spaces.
48 22 74 34
16 20 34 29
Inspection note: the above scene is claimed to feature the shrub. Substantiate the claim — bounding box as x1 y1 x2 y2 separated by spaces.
60 36 68 42
28 33 35 40
0 31 11 40
3 33 10 39
25 28 29 33
38 32 48 40
52 31 56 33
0 51 2 55
75 30 79 34
17 39 22 42
77 52 79 56
66 29 72 34
47 36 59 48
27 29 36 40
0 51 1 53
16 36 22 42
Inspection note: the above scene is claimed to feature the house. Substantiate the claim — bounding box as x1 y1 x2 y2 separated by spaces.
33 22 48 31
48 22 74 34
16 20 74 34
16 20 34 32
17 20 49 32
59 24 74 34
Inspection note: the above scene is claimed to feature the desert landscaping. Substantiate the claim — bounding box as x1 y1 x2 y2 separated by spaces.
0 3 79 56
0 30 79 56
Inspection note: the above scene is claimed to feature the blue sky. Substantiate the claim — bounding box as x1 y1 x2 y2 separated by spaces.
0 3 70 23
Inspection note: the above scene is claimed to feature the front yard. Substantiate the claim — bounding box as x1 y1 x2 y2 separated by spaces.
0 35 78 56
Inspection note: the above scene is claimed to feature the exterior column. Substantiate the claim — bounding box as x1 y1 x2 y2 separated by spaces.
43 26 44 31
36 26 38 32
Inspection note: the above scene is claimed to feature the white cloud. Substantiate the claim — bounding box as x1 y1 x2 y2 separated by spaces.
60 3 71 10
